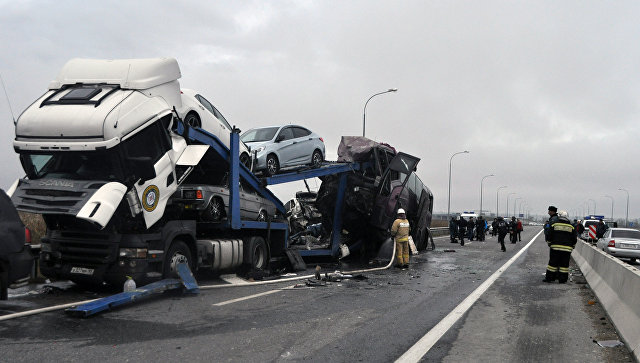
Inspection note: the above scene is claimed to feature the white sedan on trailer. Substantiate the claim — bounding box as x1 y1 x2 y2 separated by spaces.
176 89 252 167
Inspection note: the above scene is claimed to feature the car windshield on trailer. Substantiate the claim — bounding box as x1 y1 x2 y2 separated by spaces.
241 127 279 142
612 230 640 239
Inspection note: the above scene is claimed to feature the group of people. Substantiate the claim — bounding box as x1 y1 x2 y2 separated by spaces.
448 215 523 251
391 204 584 286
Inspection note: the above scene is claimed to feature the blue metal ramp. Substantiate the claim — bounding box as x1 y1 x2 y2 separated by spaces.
65 263 198 318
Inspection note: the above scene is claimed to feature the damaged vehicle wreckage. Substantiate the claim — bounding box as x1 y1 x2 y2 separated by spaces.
7 57 434 291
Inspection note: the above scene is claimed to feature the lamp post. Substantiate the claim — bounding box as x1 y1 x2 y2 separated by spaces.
618 188 629 227
506 193 516 218
588 198 597 215
496 186 507 217
480 174 495 217
514 197 522 218
603 195 614 221
447 150 470 219
362 88 397 137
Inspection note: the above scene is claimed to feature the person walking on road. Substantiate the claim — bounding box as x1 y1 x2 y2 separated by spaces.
467 217 475 241
517 218 523 241
391 208 411 269
543 207 577 283
449 217 458 243
458 216 468 246
509 216 518 243
491 218 498 237
476 216 487 241
496 216 508 251
596 219 609 239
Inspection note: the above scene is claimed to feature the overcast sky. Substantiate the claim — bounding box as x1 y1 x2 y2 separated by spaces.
1 1 639 220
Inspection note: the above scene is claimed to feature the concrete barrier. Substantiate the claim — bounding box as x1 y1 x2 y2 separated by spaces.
572 240 640 360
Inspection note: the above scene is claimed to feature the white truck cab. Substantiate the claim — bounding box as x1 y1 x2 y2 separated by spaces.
11 58 202 229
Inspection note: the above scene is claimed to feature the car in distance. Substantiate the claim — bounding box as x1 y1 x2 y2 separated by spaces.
1 190 34 300
177 88 252 167
240 125 325 176
596 228 640 263
171 174 277 222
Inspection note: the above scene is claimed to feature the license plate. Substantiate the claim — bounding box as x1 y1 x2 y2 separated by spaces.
70 267 94 275
619 243 637 249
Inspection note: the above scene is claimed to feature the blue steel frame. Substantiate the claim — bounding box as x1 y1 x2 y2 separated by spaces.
176 120 362 257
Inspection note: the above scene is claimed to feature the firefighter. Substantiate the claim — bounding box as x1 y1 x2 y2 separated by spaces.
543 207 577 283
391 208 411 269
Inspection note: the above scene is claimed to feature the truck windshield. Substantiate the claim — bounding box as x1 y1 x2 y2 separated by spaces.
20 151 124 181
241 127 279 142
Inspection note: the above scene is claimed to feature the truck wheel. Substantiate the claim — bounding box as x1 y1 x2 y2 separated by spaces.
203 197 224 222
244 236 269 270
311 150 323 167
265 154 279 176
163 240 193 278
184 112 201 128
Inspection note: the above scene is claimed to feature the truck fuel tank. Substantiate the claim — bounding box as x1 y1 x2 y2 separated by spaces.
197 239 244 271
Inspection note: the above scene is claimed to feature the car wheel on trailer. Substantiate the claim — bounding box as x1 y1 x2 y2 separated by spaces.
266 154 279 176
203 197 224 222
240 152 251 169
257 210 267 222
244 236 269 270
184 112 201 128
311 150 323 167
164 240 193 278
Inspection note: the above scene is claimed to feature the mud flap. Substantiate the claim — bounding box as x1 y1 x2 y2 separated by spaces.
285 249 307 271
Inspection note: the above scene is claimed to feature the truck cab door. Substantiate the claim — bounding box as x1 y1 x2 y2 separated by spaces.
123 120 178 228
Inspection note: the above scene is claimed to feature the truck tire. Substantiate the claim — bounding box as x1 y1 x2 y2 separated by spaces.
244 236 269 270
163 240 193 278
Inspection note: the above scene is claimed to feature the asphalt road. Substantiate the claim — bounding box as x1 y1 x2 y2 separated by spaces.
0 228 634 362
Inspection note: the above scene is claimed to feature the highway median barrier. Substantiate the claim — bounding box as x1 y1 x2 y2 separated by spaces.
572 240 640 360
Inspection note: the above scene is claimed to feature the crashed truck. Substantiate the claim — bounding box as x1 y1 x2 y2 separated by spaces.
8 57 433 286
286 136 434 261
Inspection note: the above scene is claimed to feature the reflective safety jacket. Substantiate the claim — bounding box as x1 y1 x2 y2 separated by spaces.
391 218 410 242
547 216 577 252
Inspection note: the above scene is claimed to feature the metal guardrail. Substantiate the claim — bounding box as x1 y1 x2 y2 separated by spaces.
430 227 449 237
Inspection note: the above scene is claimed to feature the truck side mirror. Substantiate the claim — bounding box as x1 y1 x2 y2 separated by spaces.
128 156 156 184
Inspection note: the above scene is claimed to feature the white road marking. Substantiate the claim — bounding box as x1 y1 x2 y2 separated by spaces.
395 229 545 363
219 274 250 285
213 289 283 306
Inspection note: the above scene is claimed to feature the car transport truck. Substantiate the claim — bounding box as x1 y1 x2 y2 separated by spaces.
8 58 433 287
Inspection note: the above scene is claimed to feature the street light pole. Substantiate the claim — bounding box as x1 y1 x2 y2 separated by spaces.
506 193 516 218
447 150 470 220
496 186 507 217
480 174 495 217
618 188 629 227
362 88 397 137
604 195 614 220
514 197 522 217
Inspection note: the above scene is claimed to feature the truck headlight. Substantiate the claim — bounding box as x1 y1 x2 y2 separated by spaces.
119 248 147 258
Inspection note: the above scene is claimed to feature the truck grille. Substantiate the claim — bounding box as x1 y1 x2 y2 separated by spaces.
57 240 115 264
25 189 85 197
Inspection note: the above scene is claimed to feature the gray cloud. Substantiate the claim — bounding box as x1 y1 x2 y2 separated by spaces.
1 0 639 220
